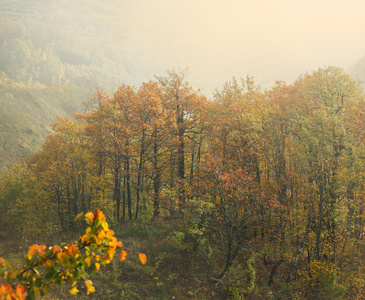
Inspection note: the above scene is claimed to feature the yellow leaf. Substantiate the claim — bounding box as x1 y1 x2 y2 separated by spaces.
101 221 109 230
69 286 79 295
85 280 95 295
85 257 91 267
9 270 20 280
98 229 106 240
105 229 115 237
95 262 100 271
120 250 127 261
74 212 84 221
56 252 67 264
139 253 147 265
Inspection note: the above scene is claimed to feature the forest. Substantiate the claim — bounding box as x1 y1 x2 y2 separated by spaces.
2 66 365 299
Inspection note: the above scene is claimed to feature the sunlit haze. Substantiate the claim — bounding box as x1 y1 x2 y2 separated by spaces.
2 0 365 94
120 0 365 93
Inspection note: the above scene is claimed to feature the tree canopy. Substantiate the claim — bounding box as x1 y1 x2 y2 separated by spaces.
2 67 365 298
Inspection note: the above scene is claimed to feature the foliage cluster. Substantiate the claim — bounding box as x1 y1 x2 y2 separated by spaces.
3 66 365 298
0 209 146 299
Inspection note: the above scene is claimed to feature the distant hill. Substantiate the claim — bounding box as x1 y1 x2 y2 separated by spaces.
349 56 365 86
0 0 160 87
0 0 154 172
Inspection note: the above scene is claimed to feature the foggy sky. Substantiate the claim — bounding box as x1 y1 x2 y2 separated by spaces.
120 0 365 93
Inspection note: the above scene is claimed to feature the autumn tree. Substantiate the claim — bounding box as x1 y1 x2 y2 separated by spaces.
256 81 304 286
210 76 263 181
135 81 171 217
156 69 208 210
194 159 265 279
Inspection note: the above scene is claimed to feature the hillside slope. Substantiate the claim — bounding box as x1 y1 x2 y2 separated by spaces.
0 76 90 172
0 0 141 172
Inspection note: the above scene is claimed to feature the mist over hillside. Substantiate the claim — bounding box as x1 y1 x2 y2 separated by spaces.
2 0 365 91
1 0 365 171
0 0 148 88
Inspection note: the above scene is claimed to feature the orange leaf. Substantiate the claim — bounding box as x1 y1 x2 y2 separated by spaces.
0 257 6 268
120 250 127 261
95 209 106 222
85 212 95 224
0 284 7 295
38 244 47 253
6 284 13 294
52 245 61 254
138 253 147 265
107 236 118 248
27 244 39 260
1 284 13 295
15 285 25 300
65 244 79 256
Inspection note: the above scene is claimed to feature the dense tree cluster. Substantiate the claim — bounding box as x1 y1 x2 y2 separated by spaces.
2 67 365 298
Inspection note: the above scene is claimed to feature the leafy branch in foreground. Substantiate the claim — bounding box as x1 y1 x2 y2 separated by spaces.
0 209 147 300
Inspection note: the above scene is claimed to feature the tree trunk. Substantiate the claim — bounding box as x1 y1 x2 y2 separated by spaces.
126 156 132 220
135 130 145 219
113 166 121 222
153 130 161 217
177 106 185 206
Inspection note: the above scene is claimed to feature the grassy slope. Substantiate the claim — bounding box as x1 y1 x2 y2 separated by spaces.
0 77 89 172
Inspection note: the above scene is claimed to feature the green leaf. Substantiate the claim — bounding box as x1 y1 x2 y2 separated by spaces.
87 263 97 276
94 218 101 229
6 260 14 271
34 277 42 287
26 290 36 300
44 266 57 280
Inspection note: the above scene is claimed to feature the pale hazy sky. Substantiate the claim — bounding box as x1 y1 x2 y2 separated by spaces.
118 0 365 93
